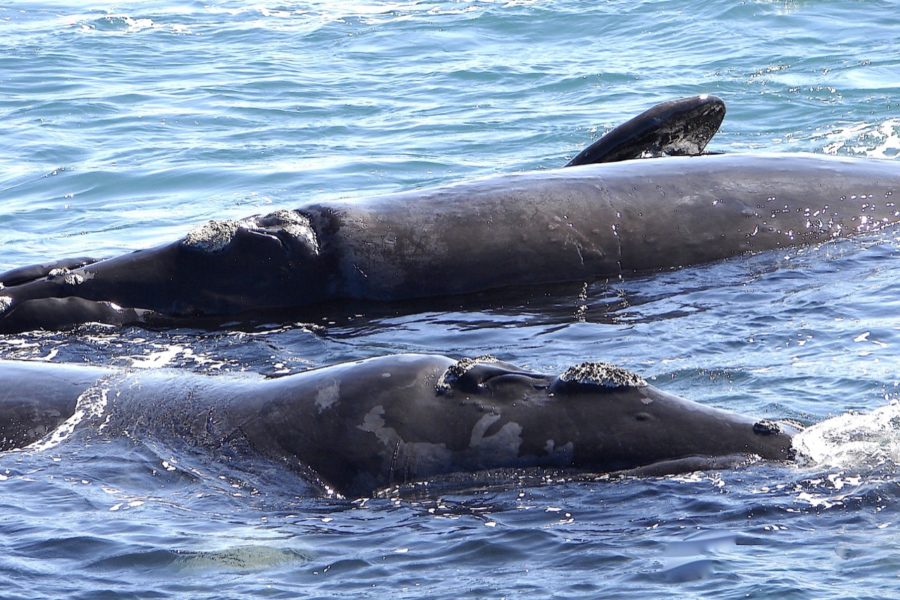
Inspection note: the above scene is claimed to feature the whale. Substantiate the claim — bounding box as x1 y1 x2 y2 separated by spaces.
1 96 898 332
0 354 796 497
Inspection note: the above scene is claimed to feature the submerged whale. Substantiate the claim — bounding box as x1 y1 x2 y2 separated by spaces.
0 354 796 497
0 95 897 332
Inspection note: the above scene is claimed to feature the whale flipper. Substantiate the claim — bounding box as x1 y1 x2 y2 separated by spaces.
0 297 152 333
0 256 99 288
566 95 726 166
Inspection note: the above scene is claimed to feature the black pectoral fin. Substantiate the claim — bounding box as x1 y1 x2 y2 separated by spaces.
0 297 148 333
0 256 99 287
565 95 726 166
611 453 758 478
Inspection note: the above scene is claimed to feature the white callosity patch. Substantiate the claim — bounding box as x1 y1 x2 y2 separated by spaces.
558 362 647 389
434 355 498 392
259 210 319 254
315 379 340 413
183 219 242 252
0 296 12 315
47 267 90 286
182 209 319 254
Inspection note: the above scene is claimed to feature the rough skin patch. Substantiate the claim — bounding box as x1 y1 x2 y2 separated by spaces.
753 419 781 435
435 355 498 393
182 210 318 254
558 362 647 390
0 296 11 315
48 268 87 286
258 210 319 253
183 219 242 252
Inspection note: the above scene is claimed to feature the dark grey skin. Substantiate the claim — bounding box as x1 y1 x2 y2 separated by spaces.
0 355 796 497
1 95 898 332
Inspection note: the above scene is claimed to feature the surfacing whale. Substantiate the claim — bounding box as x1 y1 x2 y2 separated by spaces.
0 354 796 497
0 95 897 332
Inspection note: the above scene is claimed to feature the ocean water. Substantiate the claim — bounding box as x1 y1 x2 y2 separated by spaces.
1 1 899 598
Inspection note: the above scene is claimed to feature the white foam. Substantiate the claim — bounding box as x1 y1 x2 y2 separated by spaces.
794 400 900 470
819 118 900 159
27 384 112 452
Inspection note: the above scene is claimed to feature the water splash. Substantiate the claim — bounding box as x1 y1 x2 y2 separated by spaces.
26 378 115 452
794 400 900 470
819 118 900 159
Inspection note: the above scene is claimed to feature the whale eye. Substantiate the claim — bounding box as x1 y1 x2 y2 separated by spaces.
435 356 550 394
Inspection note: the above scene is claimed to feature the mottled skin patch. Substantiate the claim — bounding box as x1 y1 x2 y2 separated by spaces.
314 379 340 413
557 362 647 389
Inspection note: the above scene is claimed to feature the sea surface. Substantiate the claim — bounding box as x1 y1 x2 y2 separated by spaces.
1 1 899 598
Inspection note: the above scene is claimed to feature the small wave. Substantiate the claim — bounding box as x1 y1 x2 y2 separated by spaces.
68 13 191 35
818 118 900 159
794 400 900 470
79 15 156 34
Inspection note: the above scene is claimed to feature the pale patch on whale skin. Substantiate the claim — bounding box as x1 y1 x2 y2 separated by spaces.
358 405 454 478
469 413 501 447
474 421 524 464
544 439 575 462
314 380 340 413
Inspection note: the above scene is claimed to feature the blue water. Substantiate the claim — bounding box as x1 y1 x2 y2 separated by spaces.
1 1 899 597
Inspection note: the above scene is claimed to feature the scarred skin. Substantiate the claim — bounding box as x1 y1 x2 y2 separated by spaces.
0 355 796 497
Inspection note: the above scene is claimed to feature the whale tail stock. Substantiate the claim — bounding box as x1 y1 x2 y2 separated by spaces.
565 94 726 166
